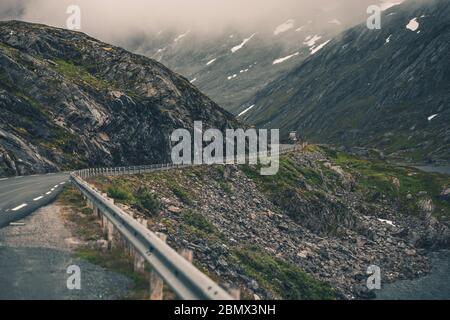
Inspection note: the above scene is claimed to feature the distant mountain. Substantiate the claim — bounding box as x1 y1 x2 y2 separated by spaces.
243 0 449 164
125 0 393 114
0 21 237 177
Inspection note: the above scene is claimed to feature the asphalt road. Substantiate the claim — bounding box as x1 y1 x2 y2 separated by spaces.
0 173 69 228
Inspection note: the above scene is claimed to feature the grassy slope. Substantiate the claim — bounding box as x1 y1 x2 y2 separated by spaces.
323 147 450 219
242 146 449 220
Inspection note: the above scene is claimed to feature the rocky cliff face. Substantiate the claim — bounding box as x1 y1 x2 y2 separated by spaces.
245 0 450 164
0 21 237 177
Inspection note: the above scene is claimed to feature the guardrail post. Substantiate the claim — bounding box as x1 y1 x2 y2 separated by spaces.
102 215 108 237
134 251 145 274
107 219 115 250
133 218 147 274
93 203 100 218
179 248 193 263
229 288 241 300
86 198 93 209
150 233 167 300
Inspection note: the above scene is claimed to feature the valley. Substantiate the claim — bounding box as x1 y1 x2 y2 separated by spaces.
0 0 448 303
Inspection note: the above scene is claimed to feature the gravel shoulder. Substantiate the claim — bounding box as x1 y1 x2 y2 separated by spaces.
0 202 131 300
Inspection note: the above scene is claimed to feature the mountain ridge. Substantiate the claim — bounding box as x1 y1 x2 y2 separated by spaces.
242 0 449 164
0 20 238 177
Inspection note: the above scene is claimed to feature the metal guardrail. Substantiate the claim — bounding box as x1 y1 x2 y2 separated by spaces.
75 144 298 179
69 144 299 300
70 172 233 300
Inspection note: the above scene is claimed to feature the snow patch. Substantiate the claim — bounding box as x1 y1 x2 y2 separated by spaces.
174 31 190 42
238 105 255 117
406 18 420 32
378 219 396 227
190 78 197 83
206 58 217 66
385 34 392 43
295 26 304 32
303 35 322 47
273 52 299 65
274 19 295 35
231 33 256 53
310 40 331 55
329 19 341 25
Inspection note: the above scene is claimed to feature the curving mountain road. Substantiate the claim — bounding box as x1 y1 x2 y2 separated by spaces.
0 173 69 228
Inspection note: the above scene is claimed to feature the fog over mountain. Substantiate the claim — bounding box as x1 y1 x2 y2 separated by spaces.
1 0 406 45
9 1 442 116
1 0 412 113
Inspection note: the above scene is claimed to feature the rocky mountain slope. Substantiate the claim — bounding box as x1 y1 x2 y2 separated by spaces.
0 21 237 177
243 0 449 164
89 146 450 299
125 0 396 114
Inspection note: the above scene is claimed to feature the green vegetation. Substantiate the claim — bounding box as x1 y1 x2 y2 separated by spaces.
58 186 149 299
242 158 293 193
77 247 149 299
134 187 162 216
324 147 450 218
234 246 336 300
103 180 162 217
169 182 193 205
58 186 101 240
52 59 114 91
181 209 216 234
0 42 17 57
107 182 134 202
174 208 226 246
0 72 49 117
219 180 232 194
241 156 320 199
0 71 87 169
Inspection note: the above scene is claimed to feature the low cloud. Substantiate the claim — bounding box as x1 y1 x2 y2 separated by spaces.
0 0 413 44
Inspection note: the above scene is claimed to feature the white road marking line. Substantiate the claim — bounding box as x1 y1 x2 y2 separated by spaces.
33 196 44 201
54 185 59 188
15 176 23 179
60 182 66 185
46 173 55 175
12 203 27 211
46 191 52 195
10 222 25 227
0 178 8 181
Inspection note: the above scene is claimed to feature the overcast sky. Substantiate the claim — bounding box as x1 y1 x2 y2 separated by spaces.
0 0 408 42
